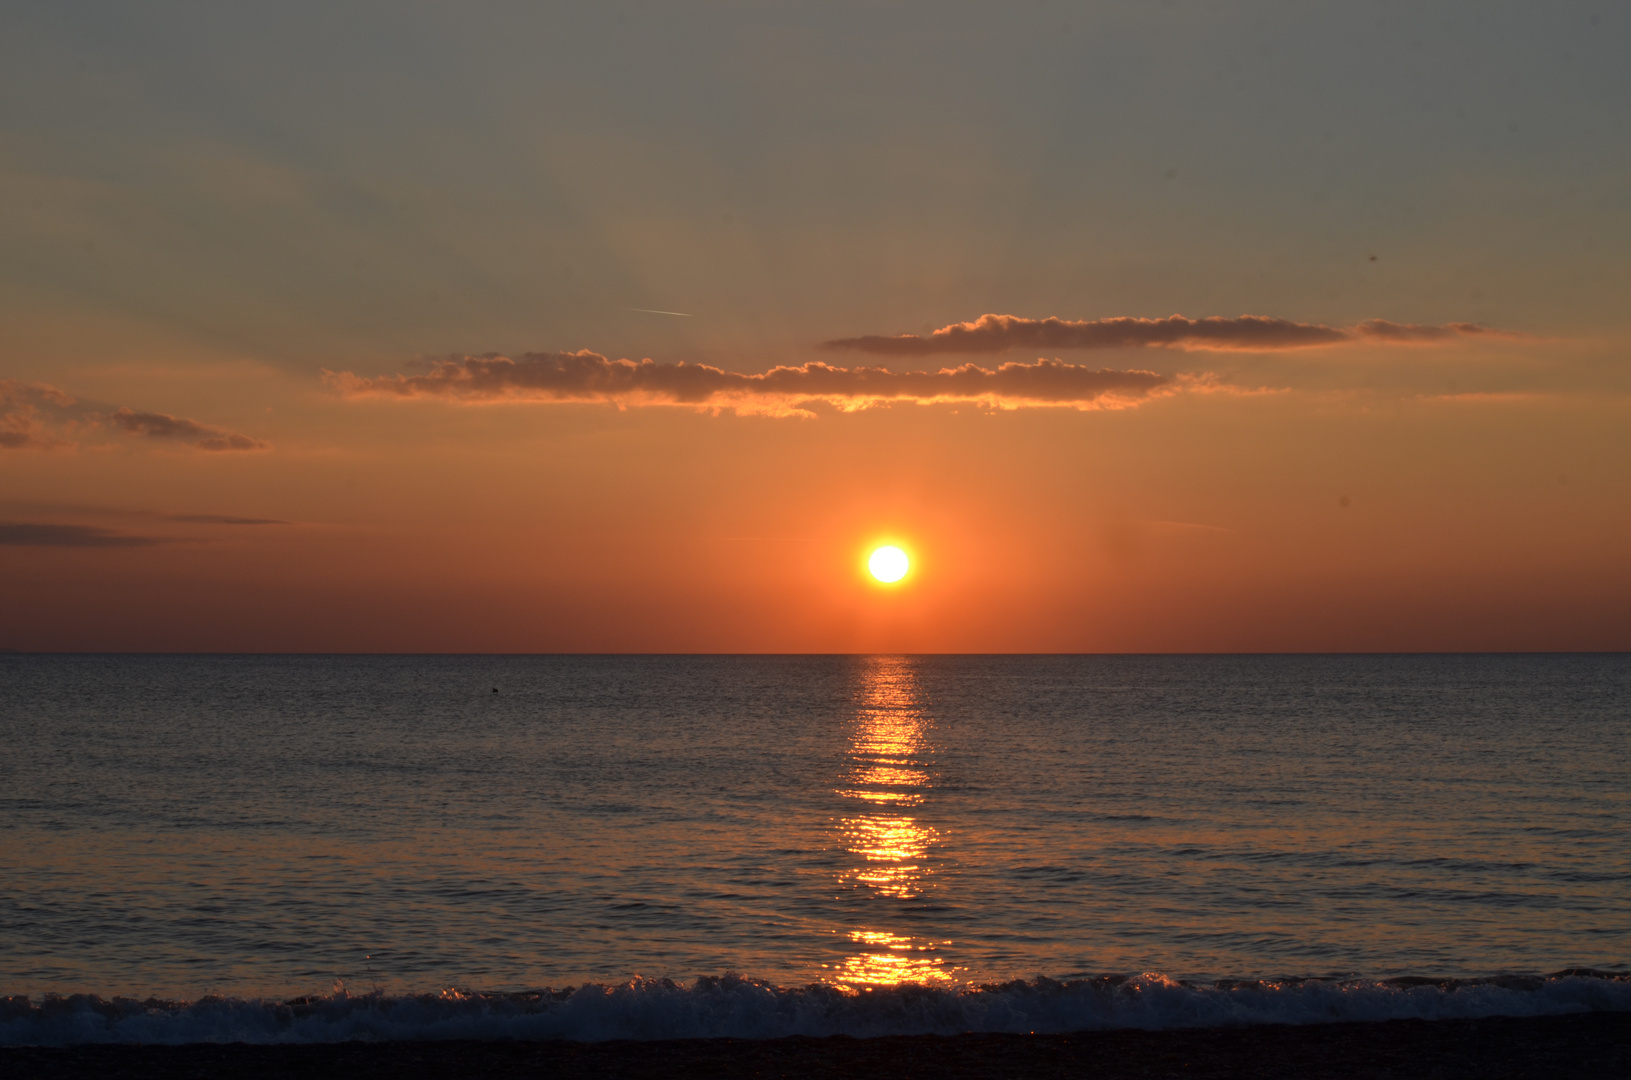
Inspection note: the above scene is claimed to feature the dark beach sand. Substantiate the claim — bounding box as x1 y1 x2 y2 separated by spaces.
4 1012 1627 1079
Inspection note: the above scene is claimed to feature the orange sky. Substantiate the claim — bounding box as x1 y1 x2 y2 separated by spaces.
3 3 1628 652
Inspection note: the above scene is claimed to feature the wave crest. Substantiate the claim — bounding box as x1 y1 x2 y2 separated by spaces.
4 971 1628 1047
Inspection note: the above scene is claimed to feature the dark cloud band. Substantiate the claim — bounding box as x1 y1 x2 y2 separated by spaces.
0 381 267 452
0 523 167 548
821 314 1511 356
325 353 1170 411
107 408 268 451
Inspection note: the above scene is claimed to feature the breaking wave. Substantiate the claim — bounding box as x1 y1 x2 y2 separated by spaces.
4 971 1629 1046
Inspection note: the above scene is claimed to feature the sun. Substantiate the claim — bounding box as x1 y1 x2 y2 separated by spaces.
868 545 910 584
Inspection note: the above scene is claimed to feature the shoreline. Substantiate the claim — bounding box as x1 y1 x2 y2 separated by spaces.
4 1011 1628 1079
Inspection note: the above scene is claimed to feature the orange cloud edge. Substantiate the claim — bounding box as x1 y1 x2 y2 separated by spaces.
326 313 1516 415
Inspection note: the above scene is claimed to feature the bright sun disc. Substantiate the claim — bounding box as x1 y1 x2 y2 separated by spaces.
869 546 910 583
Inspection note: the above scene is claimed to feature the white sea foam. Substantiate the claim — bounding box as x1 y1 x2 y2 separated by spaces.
3 972 1628 1047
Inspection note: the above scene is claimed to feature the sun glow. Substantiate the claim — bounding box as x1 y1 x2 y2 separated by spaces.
868 545 910 583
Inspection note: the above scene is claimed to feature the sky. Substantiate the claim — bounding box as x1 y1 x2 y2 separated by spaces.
2 0 1628 652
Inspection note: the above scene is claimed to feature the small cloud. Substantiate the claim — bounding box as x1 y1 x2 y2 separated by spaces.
1415 390 1550 404
2 380 269 452
1349 320 1515 344
107 408 268 451
326 351 1173 413
0 418 51 449
0 381 79 449
0 523 168 548
821 313 1518 356
164 513 288 525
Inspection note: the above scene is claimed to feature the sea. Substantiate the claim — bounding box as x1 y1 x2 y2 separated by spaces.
2 653 1628 1044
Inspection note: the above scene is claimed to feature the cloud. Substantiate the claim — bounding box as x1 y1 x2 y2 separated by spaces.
1416 390 1551 404
0 523 168 548
0 381 76 449
1349 320 1508 344
325 351 1171 413
0 380 268 451
107 408 269 451
821 314 1515 356
164 513 287 525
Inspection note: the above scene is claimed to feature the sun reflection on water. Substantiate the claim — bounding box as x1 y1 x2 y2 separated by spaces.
832 657 952 987
837 930 950 986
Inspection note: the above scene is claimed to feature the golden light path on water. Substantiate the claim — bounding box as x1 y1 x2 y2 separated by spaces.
830 657 951 987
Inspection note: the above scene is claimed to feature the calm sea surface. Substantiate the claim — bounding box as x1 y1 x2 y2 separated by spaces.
2 654 1627 1000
